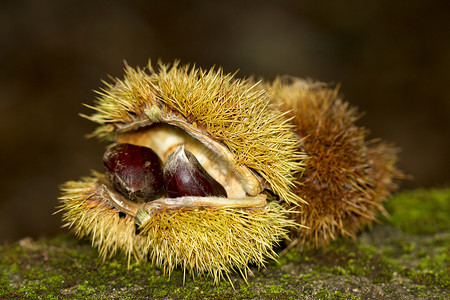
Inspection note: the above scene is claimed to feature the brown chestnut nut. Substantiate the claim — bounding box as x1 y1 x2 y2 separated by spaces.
163 145 227 198
103 143 164 202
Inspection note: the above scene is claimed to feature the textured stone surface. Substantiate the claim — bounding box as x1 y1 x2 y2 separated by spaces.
1 189 448 299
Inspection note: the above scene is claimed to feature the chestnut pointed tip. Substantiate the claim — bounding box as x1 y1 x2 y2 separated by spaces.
163 145 227 198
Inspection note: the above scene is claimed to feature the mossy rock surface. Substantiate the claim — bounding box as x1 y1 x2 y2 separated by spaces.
1 188 449 299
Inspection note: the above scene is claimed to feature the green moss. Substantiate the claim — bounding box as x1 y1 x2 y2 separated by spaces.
316 288 330 299
370 257 400 284
330 291 361 300
313 289 360 300
385 188 450 235
0 277 13 296
1 189 449 299
272 246 305 269
268 284 285 293
405 251 449 289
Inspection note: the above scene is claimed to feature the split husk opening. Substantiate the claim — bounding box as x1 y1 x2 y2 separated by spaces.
58 61 306 283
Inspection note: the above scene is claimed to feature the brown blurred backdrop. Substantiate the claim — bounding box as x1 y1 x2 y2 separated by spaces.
1 0 449 242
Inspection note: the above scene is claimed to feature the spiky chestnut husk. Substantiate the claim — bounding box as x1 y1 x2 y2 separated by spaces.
57 61 305 283
266 78 403 248
59 173 296 283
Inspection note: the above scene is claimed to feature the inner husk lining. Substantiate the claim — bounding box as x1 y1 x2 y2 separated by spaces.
99 182 268 226
115 123 263 199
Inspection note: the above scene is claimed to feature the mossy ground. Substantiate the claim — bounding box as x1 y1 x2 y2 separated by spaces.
1 188 449 299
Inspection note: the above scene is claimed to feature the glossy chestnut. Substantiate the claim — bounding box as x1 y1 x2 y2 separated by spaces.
163 145 227 198
103 143 164 202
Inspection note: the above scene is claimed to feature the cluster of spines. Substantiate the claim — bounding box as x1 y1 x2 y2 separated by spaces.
58 172 297 284
266 78 402 248
58 61 403 283
85 61 306 205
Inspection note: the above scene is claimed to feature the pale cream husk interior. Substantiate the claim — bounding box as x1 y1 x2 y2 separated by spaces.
85 61 306 204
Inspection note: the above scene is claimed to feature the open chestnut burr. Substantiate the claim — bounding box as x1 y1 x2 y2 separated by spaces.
58 61 402 283
58 61 305 283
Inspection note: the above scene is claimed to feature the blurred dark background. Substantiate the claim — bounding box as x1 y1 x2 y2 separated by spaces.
1 0 449 242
